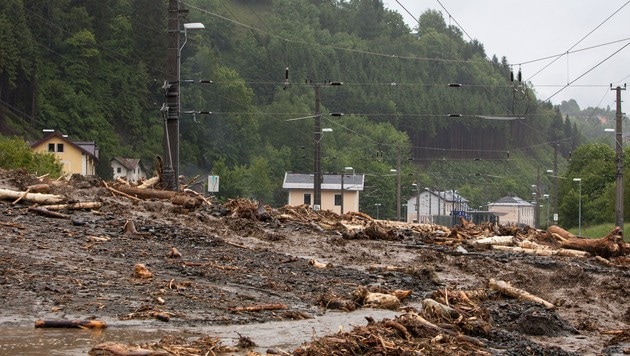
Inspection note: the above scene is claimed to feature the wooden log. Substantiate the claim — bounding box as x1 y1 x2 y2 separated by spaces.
90 341 167 356
558 228 626 258
115 177 130 186
35 320 107 329
12 187 32 204
422 298 460 319
14 184 51 204
363 292 401 310
492 245 553 256
405 311 485 347
547 225 577 240
352 286 401 310
0 188 64 204
488 278 555 309
170 194 202 209
308 259 332 269
28 206 70 219
492 245 590 257
42 202 102 211
138 176 159 189
113 185 176 200
470 235 514 245
228 304 288 312
103 182 142 202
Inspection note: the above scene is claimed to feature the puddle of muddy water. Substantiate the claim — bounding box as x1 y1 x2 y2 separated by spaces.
0 308 403 355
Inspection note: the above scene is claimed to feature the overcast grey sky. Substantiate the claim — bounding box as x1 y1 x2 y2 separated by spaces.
383 0 630 110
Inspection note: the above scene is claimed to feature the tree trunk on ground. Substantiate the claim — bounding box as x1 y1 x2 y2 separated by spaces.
113 185 176 200
547 226 627 258
0 188 64 204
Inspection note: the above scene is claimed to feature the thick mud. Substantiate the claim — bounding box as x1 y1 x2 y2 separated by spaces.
0 170 628 355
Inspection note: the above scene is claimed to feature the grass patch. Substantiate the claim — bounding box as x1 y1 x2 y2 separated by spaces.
567 223 628 242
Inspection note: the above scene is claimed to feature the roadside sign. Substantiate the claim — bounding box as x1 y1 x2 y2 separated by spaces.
208 175 219 193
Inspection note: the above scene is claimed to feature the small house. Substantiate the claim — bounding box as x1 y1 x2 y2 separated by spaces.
30 130 99 176
110 157 147 183
282 172 365 214
488 196 534 227
406 189 469 225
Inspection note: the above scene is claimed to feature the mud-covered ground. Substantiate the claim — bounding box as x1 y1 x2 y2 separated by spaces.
0 170 629 355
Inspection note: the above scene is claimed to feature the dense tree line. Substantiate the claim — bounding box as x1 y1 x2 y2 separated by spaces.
1 0 589 221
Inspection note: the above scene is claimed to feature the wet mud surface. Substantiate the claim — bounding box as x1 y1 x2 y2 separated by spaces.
0 170 629 355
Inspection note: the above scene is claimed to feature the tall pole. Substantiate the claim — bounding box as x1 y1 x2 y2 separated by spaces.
340 172 344 215
553 144 559 223
414 184 419 223
573 178 582 236
578 180 582 236
427 189 432 223
163 0 181 191
313 85 322 210
612 85 625 231
396 147 402 221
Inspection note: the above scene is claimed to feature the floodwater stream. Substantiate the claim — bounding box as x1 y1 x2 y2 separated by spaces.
0 308 403 355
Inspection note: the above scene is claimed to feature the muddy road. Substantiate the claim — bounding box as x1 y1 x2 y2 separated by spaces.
0 170 628 355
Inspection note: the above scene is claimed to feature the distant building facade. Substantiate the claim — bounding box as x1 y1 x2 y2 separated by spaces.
488 196 534 227
111 157 147 182
282 173 365 214
30 130 99 176
405 189 469 225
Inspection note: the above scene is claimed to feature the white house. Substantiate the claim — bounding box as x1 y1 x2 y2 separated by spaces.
406 189 469 224
488 196 534 227
110 157 147 183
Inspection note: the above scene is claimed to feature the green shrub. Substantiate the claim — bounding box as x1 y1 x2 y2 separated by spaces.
0 136 63 178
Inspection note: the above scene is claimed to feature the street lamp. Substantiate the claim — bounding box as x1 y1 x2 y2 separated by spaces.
605 126 624 230
425 188 432 223
546 169 559 223
543 194 550 228
374 203 382 219
389 168 401 221
313 127 333 211
162 18 205 191
573 178 582 236
313 83 343 210
340 166 353 214
411 182 420 223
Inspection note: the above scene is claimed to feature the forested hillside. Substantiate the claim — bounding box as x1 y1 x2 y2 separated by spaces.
0 0 588 219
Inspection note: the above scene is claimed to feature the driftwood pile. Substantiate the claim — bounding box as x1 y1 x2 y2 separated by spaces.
1 171 628 261
223 198 629 260
89 335 246 356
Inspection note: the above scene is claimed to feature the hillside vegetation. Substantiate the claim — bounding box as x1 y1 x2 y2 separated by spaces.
2 0 624 227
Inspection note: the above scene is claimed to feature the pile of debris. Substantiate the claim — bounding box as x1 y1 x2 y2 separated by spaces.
1 169 628 355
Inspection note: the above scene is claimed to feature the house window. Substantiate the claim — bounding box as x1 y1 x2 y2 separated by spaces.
334 194 342 206
48 143 55 152
56 143 64 152
117 167 122 173
303 194 311 205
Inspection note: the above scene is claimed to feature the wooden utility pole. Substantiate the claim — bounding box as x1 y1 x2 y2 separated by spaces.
313 84 321 210
396 146 401 221
612 84 626 231
553 143 558 224
162 0 181 191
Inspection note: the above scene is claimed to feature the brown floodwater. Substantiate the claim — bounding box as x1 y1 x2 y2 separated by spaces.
0 308 402 355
